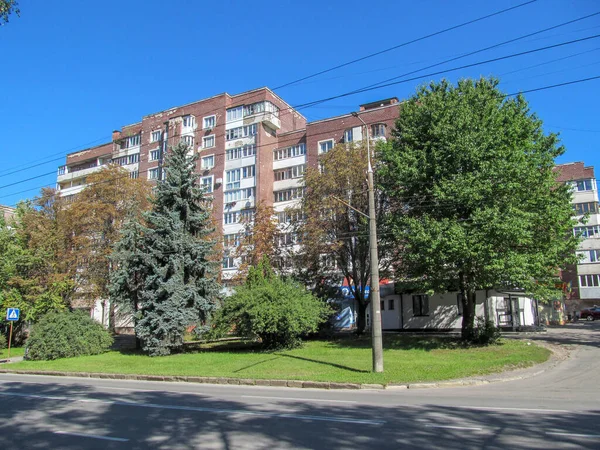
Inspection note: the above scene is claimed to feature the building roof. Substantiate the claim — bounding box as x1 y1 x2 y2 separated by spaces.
554 162 595 182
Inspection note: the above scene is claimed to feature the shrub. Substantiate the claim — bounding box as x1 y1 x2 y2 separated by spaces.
25 310 113 360
472 317 502 345
214 258 331 349
0 333 6 350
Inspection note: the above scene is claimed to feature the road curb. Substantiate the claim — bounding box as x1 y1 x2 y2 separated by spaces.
0 340 565 391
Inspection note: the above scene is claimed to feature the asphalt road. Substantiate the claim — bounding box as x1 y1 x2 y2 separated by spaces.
0 323 598 449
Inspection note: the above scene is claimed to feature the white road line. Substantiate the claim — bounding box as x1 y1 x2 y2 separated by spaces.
0 391 384 426
54 431 129 442
425 425 483 431
462 406 571 413
546 432 600 438
242 395 357 404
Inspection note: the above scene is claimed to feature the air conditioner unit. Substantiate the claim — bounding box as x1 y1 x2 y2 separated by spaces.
215 178 223 185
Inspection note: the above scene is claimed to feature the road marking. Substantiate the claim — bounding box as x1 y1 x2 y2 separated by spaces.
54 431 129 442
242 395 357 404
546 432 600 438
0 391 384 426
425 425 483 431
462 406 571 413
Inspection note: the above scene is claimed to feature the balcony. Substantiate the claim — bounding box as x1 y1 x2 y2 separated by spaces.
57 163 107 183
243 111 281 130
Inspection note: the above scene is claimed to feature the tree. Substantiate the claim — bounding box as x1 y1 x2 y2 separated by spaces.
0 0 19 25
213 257 330 349
295 142 393 334
108 216 147 348
0 191 73 341
378 77 579 341
66 165 152 332
135 141 220 356
232 200 280 281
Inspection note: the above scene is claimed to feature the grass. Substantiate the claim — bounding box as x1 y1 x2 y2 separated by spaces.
6 336 550 384
0 347 24 359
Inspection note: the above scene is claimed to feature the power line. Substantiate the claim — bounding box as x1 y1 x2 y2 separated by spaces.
359 11 600 93
6 70 600 208
295 33 600 109
273 0 539 90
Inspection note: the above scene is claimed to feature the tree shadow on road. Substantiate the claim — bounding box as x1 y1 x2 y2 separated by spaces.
0 378 599 449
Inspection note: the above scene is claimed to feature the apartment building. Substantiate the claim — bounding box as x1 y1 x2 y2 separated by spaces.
56 87 400 282
555 162 600 314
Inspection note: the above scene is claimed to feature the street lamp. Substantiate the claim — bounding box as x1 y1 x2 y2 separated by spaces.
351 112 384 373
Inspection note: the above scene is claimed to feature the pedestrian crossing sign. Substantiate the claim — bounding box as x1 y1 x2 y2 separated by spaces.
6 308 19 321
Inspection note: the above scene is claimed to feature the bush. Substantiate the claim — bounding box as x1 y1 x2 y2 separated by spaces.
214 259 331 349
0 333 6 350
25 310 113 360
473 317 502 345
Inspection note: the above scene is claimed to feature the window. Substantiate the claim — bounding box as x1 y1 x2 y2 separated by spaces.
273 144 306 161
181 135 194 147
371 123 386 138
203 135 215 148
380 300 385 311
412 295 429 316
223 234 240 248
318 139 334 154
58 166 66 175
457 293 464 316
575 179 594 191
274 187 304 203
148 168 159 180
274 164 305 181
121 134 141 149
277 210 305 224
590 249 600 263
112 153 140 166
222 257 235 269
226 144 256 160
151 130 162 143
574 226 600 238
203 115 216 129
226 124 257 141
574 202 599 215
344 128 353 143
226 106 243 122
225 188 255 203
182 115 195 128
244 101 280 117
276 232 297 247
225 169 241 190
580 274 600 287
201 155 215 170
149 150 160 161
129 171 139 179
388 299 395 310
242 165 255 178
224 212 239 224
240 208 255 222
201 176 213 193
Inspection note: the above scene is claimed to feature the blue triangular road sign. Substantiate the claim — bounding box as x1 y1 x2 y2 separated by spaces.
8 310 17 319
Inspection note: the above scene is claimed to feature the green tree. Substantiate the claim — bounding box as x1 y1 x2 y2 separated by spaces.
214 257 330 349
66 165 152 332
108 216 147 348
0 0 19 25
295 142 393 334
135 142 220 356
378 77 578 341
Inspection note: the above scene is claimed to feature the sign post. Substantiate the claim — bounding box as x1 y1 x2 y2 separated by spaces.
5 308 20 360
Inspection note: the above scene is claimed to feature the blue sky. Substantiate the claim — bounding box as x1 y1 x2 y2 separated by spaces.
1 0 599 207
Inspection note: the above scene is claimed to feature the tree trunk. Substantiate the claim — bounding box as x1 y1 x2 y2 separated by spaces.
356 301 368 335
108 300 116 335
461 289 476 341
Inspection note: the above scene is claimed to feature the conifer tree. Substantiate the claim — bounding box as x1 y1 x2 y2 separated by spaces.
135 141 220 356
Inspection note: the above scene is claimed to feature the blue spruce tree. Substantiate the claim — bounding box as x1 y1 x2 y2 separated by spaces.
136 141 219 356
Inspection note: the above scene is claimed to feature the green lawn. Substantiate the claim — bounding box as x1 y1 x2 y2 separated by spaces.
0 347 24 359
6 336 550 384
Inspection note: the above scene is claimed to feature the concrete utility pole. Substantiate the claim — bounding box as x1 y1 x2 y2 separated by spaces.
352 112 384 373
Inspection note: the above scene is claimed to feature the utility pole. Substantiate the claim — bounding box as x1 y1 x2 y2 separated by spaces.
352 112 383 373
